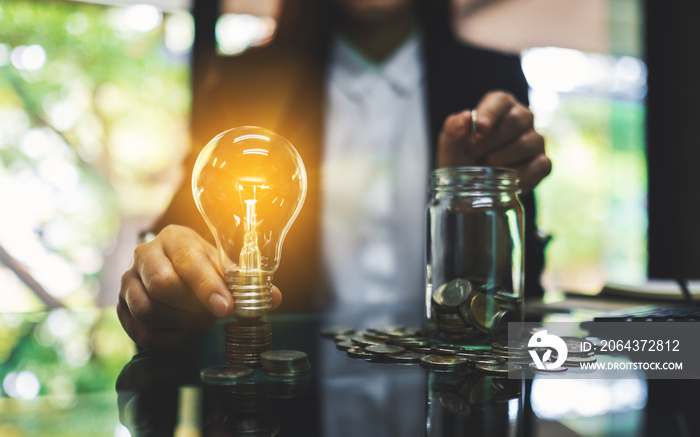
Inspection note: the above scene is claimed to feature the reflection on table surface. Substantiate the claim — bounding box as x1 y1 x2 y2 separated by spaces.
0 308 135 436
2 302 700 436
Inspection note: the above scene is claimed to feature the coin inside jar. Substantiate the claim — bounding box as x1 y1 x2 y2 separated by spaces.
468 292 493 333
433 279 472 307
491 310 518 342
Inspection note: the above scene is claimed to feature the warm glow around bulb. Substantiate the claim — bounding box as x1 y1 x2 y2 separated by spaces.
191 126 306 320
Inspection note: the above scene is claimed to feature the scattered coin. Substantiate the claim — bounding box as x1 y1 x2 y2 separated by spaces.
336 340 355 351
454 348 490 358
395 337 431 348
419 354 470 371
561 356 597 367
365 344 405 355
528 362 568 372
334 334 354 343
467 354 506 366
431 344 465 355
350 335 384 347
347 347 376 360
385 350 423 364
362 331 394 343
475 362 521 376
411 345 434 354
492 341 527 352
382 327 422 338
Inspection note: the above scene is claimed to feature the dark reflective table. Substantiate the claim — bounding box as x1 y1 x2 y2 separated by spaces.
3 302 700 436
116 301 524 436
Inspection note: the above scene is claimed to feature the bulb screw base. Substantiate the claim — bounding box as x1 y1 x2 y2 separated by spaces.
225 271 273 321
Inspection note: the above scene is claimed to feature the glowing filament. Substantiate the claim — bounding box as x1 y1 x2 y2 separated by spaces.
240 198 261 270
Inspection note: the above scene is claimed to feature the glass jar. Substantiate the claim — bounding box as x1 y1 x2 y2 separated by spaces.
425 167 524 345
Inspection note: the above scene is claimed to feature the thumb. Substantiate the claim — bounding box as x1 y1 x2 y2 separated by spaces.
437 110 478 168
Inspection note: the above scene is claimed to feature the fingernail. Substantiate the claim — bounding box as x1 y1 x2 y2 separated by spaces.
452 112 468 135
208 293 230 318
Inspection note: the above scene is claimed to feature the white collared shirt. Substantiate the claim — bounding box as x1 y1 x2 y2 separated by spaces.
321 32 429 305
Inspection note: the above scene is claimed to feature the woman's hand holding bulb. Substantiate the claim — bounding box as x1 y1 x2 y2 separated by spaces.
117 225 283 350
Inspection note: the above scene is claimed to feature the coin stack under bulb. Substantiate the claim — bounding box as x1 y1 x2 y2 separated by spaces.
225 321 272 368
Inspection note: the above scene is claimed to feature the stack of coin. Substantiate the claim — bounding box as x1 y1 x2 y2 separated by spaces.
226 321 272 368
260 350 311 377
491 341 531 364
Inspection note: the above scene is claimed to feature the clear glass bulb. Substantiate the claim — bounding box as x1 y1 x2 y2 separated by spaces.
192 126 307 320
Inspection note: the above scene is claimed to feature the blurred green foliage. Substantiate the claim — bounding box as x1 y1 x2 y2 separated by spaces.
0 0 190 309
0 310 136 436
536 96 647 292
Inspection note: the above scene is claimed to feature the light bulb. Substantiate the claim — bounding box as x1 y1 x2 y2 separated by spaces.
192 126 307 321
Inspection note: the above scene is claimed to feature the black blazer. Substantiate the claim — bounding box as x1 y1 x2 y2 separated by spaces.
155 31 545 312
